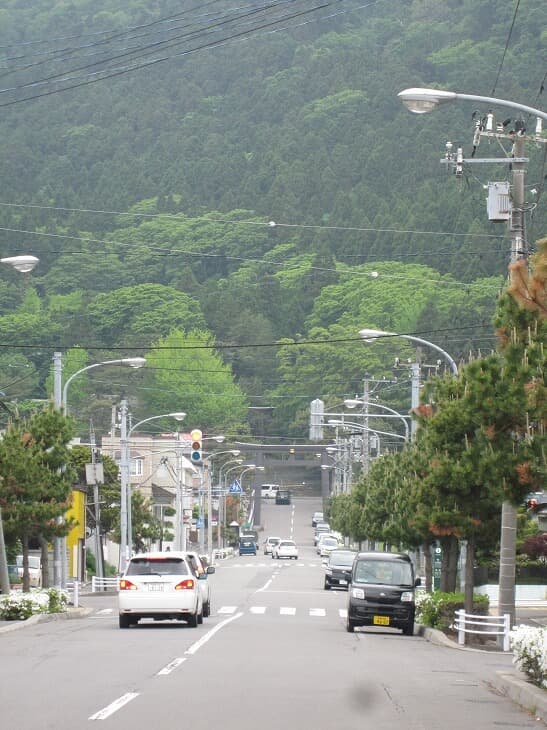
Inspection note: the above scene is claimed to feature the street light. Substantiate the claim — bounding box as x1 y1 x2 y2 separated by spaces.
119 405 186 572
201 450 241 558
0 254 39 596
397 86 546 636
61 357 146 412
344 399 410 442
359 329 458 376
398 87 547 121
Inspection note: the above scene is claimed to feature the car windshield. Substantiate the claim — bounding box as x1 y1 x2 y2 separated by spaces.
322 539 338 547
354 560 413 586
330 552 356 567
268 538 280 544
125 558 189 576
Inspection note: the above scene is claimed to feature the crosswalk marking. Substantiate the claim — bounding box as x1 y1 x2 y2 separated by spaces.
214 605 348 618
249 606 266 614
280 606 296 615
309 608 326 617
217 606 238 614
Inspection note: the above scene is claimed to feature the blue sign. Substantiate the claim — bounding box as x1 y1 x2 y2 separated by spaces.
196 518 204 528
229 479 242 494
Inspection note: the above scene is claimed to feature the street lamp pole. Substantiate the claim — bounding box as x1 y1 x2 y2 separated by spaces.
119 409 186 572
202 450 240 560
0 255 39 595
397 86 547 634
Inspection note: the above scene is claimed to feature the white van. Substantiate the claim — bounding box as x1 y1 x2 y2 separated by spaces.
261 484 279 499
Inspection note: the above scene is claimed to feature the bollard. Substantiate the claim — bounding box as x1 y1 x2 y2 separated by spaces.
503 613 511 652
456 608 466 645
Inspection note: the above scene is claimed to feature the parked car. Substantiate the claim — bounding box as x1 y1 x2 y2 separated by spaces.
239 536 257 555
323 549 356 590
346 551 419 635
182 550 215 617
318 536 340 557
312 511 324 527
272 540 299 560
118 551 204 629
263 536 281 555
16 554 42 587
314 523 331 544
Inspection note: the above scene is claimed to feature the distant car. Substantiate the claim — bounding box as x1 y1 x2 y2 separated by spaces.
16 555 42 587
272 540 298 560
182 550 215 617
323 549 356 590
239 536 257 555
261 484 280 499
312 511 324 527
275 489 291 505
263 536 281 555
314 523 331 544
318 536 340 557
118 551 204 629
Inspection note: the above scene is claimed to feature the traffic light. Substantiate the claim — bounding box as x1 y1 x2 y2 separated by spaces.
190 429 203 463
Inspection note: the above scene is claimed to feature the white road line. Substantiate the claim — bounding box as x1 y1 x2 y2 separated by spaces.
157 658 186 676
89 692 139 720
309 608 326 617
339 609 347 618
280 607 296 615
250 606 266 614
95 608 113 615
217 606 237 614
256 577 273 592
186 612 243 656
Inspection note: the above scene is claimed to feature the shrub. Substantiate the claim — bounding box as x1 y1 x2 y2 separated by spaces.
0 588 68 620
416 591 489 631
510 625 547 688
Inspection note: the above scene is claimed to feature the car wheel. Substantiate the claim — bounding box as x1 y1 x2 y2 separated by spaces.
402 622 414 636
188 611 198 628
197 608 204 625
346 615 355 633
119 614 131 629
324 581 330 590
203 601 210 618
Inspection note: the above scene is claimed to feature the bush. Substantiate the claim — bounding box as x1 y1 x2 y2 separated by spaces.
416 591 489 631
0 588 68 620
510 625 547 688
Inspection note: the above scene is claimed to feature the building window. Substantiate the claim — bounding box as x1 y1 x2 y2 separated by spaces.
130 458 144 477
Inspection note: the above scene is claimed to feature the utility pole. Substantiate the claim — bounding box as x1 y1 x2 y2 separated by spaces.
53 351 63 588
119 399 128 573
89 423 104 580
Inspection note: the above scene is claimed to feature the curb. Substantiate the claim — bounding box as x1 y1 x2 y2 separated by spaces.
418 624 547 725
0 606 91 635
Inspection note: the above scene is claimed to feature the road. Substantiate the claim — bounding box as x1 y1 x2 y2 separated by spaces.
0 495 543 729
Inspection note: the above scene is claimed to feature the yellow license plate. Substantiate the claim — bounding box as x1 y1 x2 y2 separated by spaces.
373 615 390 626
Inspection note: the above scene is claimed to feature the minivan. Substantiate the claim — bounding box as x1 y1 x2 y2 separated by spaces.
275 489 291 505
346 552 419 635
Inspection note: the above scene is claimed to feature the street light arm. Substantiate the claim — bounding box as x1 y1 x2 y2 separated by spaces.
359 328 458 375
62 357 146 409
398 88 547 121
128 411 186 437
327 419 407 441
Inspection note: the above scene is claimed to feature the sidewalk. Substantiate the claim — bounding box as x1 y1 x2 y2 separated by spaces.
419 624 547 725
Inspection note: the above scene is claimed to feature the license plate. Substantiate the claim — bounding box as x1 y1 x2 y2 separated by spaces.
147 584 164 591
339 579 347 585
373 615 390 626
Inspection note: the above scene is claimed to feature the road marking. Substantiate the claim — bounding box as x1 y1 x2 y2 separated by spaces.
89 692 139 720
186 612 243 656
256 577 273 592
339 609 347 618
309 608 326 617
280 607 296 615
96 608 113 615
217 606 237 614
250 606 266 614
157 658 186 676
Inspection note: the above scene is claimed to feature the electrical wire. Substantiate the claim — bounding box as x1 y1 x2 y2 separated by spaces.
490 0 521 97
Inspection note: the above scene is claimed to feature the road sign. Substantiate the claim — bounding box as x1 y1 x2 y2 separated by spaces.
229 479 242 494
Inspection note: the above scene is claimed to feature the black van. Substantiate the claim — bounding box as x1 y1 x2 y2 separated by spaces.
346 552 419 635
275 489 291 505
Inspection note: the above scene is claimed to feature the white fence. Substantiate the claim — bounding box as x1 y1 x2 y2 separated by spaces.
91 576 119 592
66 580 79 607
212 547 235 561
453 609 511 651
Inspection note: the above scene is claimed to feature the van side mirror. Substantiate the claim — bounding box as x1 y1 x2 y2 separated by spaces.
206 565 216 575
414 577 421 587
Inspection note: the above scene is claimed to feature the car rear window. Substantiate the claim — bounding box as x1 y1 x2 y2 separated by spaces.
329 552 356 567
280 541 295 547
126 558 189 576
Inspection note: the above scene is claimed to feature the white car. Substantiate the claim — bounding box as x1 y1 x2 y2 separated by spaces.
16 555 42 587
182 550 215 617
118 551 204 628
272 540 299 560
318 537 340 557
263 536 281 555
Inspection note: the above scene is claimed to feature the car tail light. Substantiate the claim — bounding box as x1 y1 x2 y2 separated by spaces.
175 579 195 590
119 579 138 591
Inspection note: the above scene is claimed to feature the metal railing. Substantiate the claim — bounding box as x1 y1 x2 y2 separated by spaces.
91 575 119 592
453 609 511 651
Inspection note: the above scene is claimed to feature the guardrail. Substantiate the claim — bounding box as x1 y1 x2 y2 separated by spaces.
453 609 511 651
212 547 235 561
91 576 119 592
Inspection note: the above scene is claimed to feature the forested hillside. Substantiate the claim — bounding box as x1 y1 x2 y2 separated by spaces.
0 0 544 439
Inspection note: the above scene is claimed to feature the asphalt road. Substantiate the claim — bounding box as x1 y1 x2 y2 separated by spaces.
0 495 544 729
